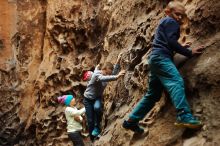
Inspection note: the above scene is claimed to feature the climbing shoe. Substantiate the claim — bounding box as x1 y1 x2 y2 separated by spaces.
92 127 101 137
122 120 144 134
175 113 202 129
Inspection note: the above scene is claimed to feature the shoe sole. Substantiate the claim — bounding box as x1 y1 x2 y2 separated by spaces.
121 125 144 134
174 122 202 129
93 135 101 140
92 133 100 137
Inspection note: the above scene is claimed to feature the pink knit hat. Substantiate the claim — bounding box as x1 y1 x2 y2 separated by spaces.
57 95 74 106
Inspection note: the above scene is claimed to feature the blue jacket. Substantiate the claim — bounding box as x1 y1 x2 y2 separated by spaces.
151 16 192 58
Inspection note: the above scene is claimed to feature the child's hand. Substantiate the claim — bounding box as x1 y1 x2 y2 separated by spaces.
183 42 192 48
192 46 205 55
117 70 126 78
96 64 100 69
74 116 82 123
123 59 130 64
116 53 123 64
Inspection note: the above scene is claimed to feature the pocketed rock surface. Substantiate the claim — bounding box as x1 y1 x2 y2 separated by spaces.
0 0 220 145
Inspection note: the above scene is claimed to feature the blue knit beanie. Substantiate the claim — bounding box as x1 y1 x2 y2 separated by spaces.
58 95 74 106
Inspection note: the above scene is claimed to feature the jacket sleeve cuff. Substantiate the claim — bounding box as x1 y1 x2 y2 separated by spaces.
187 48 193 58
112 64 121 75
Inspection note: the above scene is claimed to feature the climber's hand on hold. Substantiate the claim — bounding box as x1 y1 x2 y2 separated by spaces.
96 64 101 70
183 42 192 48
192 46 205 55
117 70 126 79
123 59 130 63
74 116 82 123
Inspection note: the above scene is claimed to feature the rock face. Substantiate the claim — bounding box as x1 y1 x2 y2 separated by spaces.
0 0 17 70
0 0 220 145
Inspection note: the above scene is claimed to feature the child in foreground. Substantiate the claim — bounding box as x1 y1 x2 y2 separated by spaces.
123 1 205 133
58 95 85 146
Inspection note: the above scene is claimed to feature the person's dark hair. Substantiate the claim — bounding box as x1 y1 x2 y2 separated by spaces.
102 62 114 71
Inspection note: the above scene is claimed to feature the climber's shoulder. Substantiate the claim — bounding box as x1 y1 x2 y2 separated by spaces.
159 16 179 27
